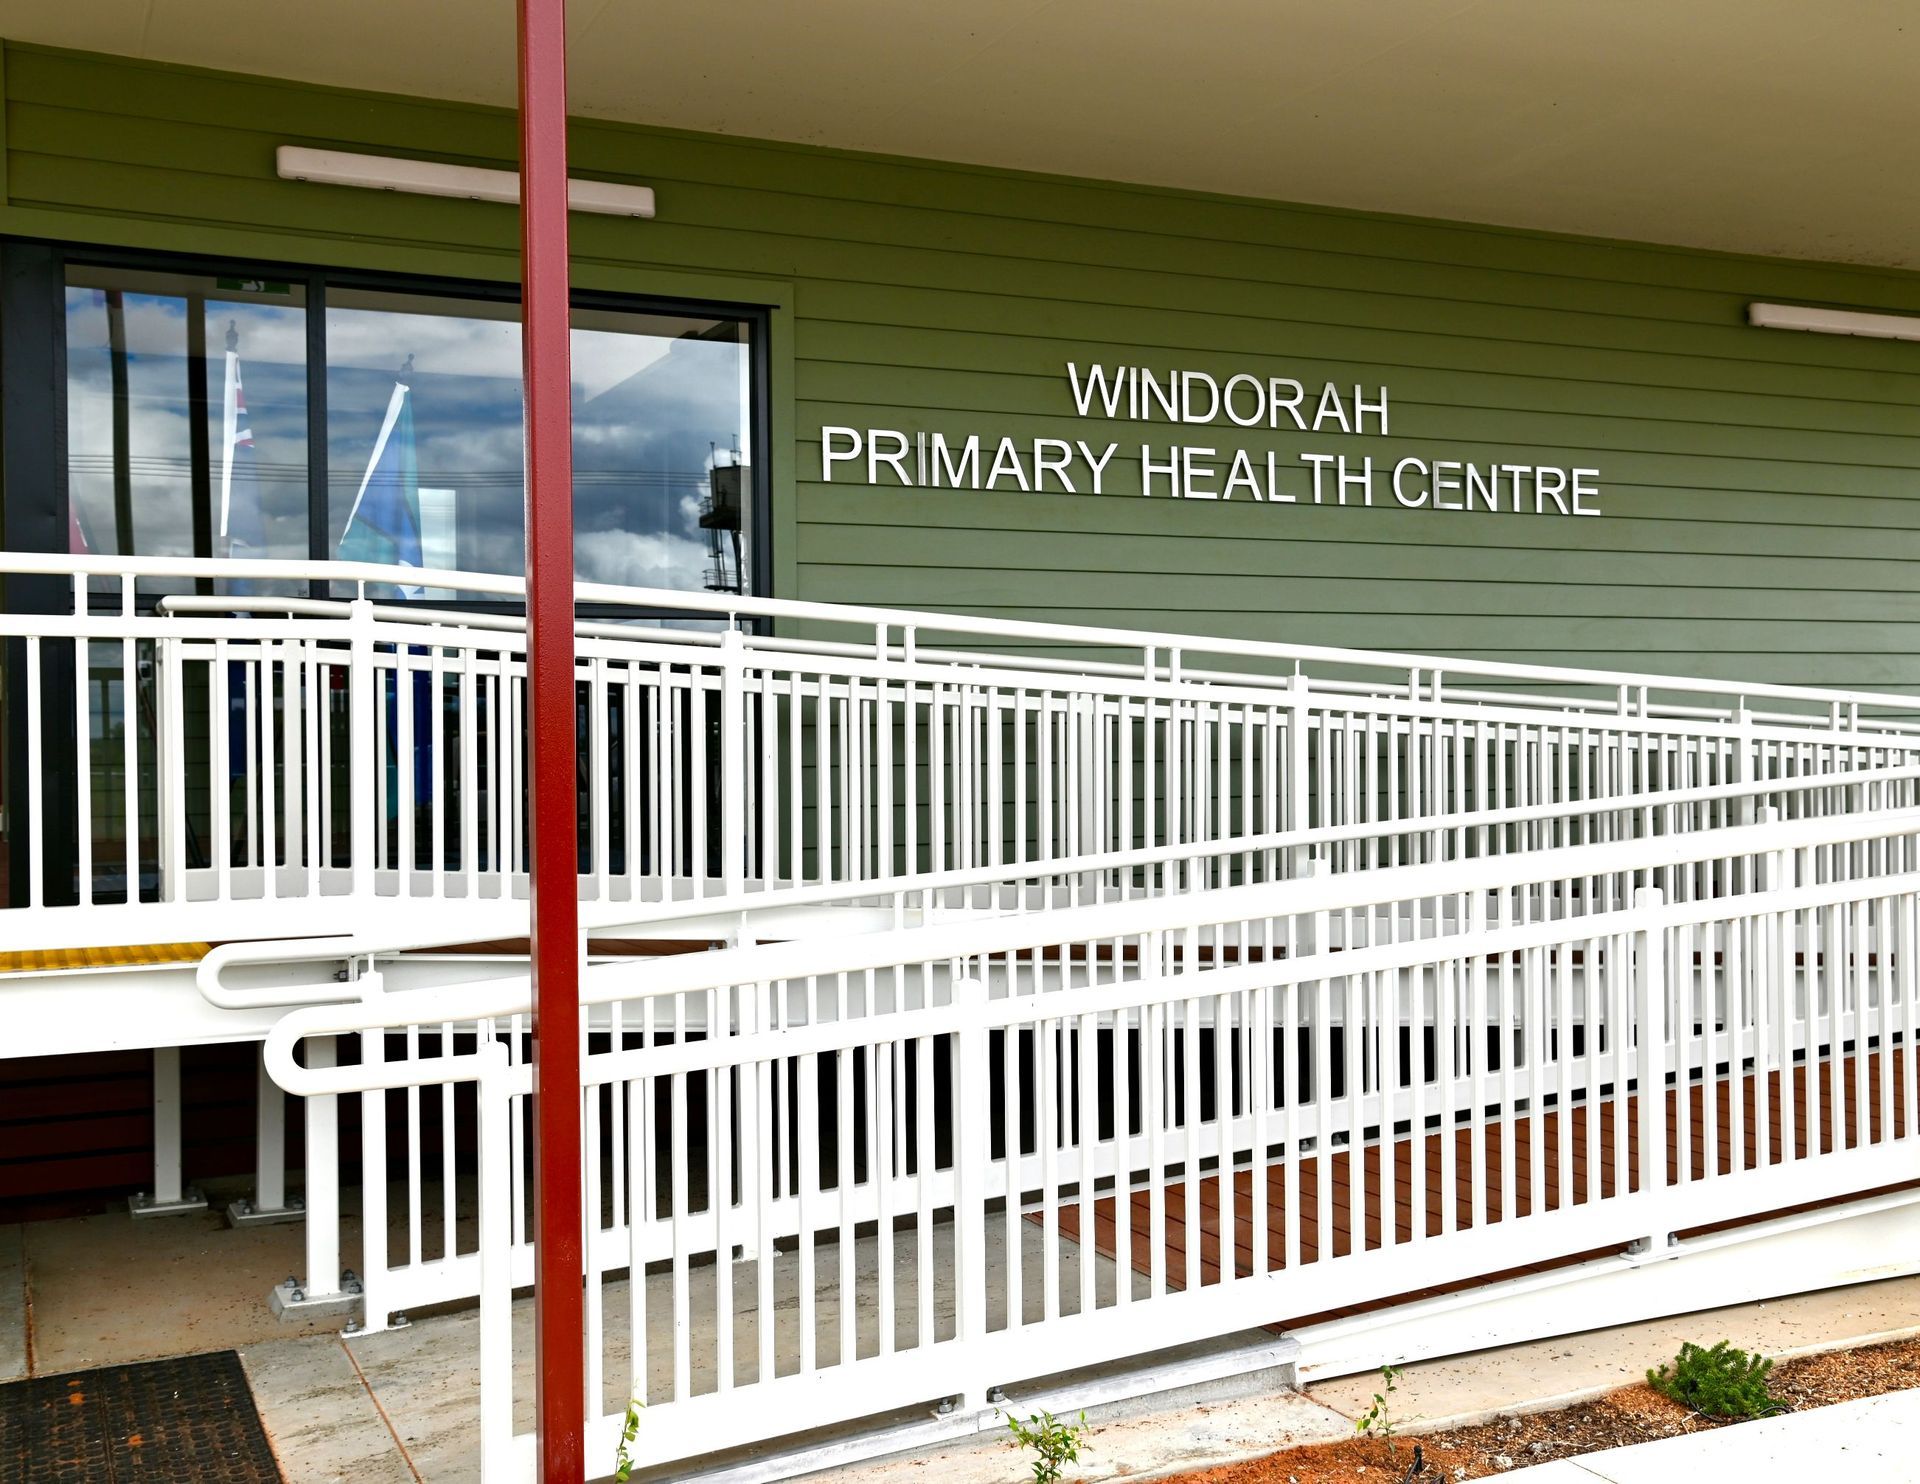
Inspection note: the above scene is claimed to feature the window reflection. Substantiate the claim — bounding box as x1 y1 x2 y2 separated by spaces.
64 266 309 586
62 264 759 607
326 289 752 598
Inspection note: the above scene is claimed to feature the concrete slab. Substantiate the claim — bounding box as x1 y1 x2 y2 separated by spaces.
240 1334 418 1484
1560 1387 1920 1481
0 1224 26 1381
348 1217 1138 1481
1306 1273 1920 1431
22 1204 350 1374
15 1186 1918 1483
804 1386 1352 1484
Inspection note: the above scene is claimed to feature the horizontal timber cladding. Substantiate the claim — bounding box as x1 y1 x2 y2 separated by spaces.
0 1046 276 1219
8 45 1920 687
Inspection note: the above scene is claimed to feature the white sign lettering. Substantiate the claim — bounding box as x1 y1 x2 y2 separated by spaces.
820 363 1601 516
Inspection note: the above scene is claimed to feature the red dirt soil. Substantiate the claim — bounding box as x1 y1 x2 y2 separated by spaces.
1164 1336 1920 1483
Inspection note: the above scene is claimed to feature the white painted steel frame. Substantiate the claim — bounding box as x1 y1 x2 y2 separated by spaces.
16 549 1920 1465
269 800 1920 1477
204 752 1920 1327
12 554 1920 964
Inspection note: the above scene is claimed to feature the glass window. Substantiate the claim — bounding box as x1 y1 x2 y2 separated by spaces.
64 266 310 581
58 259 760 608
326 288 753 599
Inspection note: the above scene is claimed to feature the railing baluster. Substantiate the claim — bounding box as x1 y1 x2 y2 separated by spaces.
637 1067 660 1405
245 654 260 879
672 1020 693 1399
397 641 413 889
213 638 234 903
953 973 990 1405
122 578 140 906
430 644 445 898
718 630 745 896
304 646 323 884
1634 888 1669 1242
1078 1001 1099 1310
347 600 374 899
752 1026 776 1387
459 647 477 891
74 616 92 907
260 650 278 902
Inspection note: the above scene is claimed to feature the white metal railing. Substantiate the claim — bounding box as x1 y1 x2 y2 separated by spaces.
191 758 1920 1015
213 761 1920 1330
269 799 1920 1477
7 552 1920 954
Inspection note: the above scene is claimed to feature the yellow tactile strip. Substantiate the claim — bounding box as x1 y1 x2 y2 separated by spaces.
0 943 211 974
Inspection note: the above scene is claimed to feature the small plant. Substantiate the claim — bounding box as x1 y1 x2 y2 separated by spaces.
1647 1341 1785 1419
612 1395 645 1482
1006 1408 1089 1484
1355 1362 1404 1450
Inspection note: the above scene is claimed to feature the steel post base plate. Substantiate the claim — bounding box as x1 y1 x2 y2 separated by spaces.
268 1274 362 1324
128 1188 210 1219
226 1197 306 1228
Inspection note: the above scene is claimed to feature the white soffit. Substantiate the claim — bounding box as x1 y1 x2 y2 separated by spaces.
9 0 1920 270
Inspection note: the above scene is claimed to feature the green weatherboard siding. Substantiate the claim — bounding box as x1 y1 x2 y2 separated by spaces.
6 43 1920 687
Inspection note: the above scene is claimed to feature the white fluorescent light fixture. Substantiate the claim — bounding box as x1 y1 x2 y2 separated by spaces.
1748 302 1920 342
276 146 655 218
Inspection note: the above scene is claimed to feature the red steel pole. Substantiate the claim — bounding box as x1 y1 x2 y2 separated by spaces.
517 0 585 1477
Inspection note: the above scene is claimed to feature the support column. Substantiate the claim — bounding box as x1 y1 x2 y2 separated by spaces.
130 1046 209 1217
269 1034 361 1320
228 1044 305 1227
517 0 586 1474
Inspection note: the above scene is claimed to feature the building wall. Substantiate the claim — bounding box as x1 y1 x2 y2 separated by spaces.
0 1045 273 1219
5 42 1920 687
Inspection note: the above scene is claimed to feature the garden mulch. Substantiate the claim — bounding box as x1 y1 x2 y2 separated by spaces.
1162 1335 1920 1483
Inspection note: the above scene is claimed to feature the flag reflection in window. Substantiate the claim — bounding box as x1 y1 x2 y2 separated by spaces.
327 289 753 600
63 266 309 592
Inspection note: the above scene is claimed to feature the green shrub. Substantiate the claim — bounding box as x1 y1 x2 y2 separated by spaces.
1355 1363 1403 1448
613 1396 644 1482
1006 1409 1088 1484
1646 1341 1784 1418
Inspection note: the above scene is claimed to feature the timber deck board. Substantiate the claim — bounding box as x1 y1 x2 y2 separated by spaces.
1048 1050 1913 1324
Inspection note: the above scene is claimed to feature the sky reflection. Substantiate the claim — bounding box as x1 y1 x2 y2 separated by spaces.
64 270 753 596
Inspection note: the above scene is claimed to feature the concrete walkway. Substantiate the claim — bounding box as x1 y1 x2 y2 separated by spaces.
1307 1275 1920 1430
820 1276 1920 1484
0 1225 26 1382
804 1385 1351 1484
4 1200 1919 1481
1522 1387 1920 1481
241 1335 418 1483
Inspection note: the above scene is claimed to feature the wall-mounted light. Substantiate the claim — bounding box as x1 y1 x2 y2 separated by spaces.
275 146 655 218
1748 302 1920 342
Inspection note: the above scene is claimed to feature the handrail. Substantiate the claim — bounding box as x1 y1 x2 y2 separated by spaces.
274 859 1920 1101
193 758 1920 1011
144 592 1916 732
12 550 1920 719
262 798 1920 1090
143 595 1830 718
578 801 1920 1009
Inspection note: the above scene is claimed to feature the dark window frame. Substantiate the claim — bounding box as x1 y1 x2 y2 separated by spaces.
8 237 776 620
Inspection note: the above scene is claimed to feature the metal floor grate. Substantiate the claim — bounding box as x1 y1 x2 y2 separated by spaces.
0 1350 282 1482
